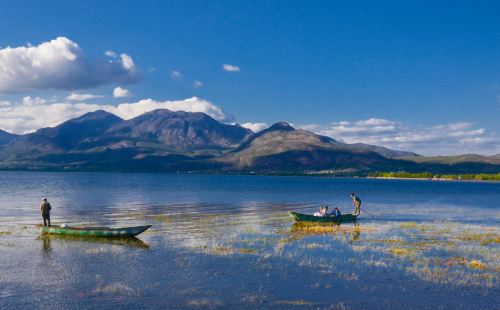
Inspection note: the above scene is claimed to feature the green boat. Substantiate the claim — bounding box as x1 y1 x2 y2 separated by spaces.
288 212 358 222
35 224 152 237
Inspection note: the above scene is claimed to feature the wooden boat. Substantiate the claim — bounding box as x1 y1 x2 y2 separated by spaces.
288 212 357 223
35 224 152 237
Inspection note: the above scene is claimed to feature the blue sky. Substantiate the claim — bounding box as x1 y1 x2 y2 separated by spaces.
1 0 499 155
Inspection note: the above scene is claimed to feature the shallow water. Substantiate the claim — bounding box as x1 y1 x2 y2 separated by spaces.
1 172 500 308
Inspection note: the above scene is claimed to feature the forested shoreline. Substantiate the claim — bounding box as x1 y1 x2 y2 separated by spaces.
370 172 500 181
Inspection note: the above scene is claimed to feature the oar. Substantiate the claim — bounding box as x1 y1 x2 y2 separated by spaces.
360 208 375 219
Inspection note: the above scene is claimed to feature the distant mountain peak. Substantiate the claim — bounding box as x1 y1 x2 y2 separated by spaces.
101 108 253 150
266 121 295 132
72 110 123 123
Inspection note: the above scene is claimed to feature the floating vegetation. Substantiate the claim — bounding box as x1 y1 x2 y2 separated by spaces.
186 299 224 307
399 222 419 229
389 248 407 255
93 283 146 295
155 214 168 221
306 243 322 248
129 214 146 220
275 300 320 305
85 248 106 254
4 198 500 307
291 224 376 236
469 260 487 269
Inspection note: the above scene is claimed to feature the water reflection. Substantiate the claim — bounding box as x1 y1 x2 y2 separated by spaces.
289 220 362 237
351 222 360 243
36 234 149 249
42 237 52 252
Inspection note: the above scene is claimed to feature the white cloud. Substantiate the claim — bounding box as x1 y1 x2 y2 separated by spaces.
120 54 134 69
113 97 231 122
354 118 395 126
0 96 231 134
113 87 134 98
222 64 241 72
22 96 46 106
0 101 10 106
300 119 500 156
447 129 484 137
0 37 144 94
66 93 105 101
105 50 117 58
170 71 183 80
193 80 203 88
241 123 268 132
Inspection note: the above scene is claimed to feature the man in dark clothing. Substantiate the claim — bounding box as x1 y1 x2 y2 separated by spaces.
40 198 52 227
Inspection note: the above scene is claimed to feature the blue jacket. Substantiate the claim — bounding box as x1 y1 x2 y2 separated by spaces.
333 210 341 217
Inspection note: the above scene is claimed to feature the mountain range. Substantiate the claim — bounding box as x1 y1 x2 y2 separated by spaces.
0 109 499 174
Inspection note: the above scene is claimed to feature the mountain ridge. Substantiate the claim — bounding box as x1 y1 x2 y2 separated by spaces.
0 129 18 146
213 122 385 171
0 111 498 175
0 110 123 160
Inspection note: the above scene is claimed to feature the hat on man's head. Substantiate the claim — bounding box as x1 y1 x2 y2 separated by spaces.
43 198 47 201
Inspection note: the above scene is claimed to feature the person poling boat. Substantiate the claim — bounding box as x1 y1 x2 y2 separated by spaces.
351 193 361 215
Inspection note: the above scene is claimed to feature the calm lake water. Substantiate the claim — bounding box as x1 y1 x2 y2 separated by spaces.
1 172 500 309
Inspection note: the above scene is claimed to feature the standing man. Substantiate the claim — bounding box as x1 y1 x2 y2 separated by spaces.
40 198 52 227
351 193 361 215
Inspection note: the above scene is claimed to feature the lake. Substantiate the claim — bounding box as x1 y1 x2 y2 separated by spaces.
1 172 500 309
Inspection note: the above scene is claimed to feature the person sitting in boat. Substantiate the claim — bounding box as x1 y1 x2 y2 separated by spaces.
324 206 329 216
314 207 325 217
332 207 341 217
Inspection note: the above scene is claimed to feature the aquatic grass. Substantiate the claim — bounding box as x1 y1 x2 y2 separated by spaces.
0 231 12 236
291 225 376 236
155 214 172 222
469 260 487 269
275 300 320 305
85 247 107 254
187 299 224 307
389 248 407 255
93 283 145 295
129 214 146 220
138 206 500 292
399 222 419 229
306 243 322 249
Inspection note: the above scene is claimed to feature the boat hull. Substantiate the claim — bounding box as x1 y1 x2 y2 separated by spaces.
35 225 152 237
288 212 357 222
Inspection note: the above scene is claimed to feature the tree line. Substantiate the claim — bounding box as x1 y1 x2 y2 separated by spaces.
369 172 500 181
